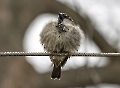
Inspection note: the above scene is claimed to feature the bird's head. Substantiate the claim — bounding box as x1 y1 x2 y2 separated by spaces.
56 13 74 33
58 13 74 25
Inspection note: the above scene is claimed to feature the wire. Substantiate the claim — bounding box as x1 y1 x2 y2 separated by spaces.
0 52 120 57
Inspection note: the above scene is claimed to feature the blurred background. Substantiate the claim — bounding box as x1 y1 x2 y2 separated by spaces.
0 0 120 88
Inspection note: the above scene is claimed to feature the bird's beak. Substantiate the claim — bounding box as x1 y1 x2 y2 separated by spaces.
58 13 64 23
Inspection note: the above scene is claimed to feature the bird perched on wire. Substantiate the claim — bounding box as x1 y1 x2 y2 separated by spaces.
40 13 84 80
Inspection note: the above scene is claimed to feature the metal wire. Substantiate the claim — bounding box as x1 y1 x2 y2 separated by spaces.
0 52 120 57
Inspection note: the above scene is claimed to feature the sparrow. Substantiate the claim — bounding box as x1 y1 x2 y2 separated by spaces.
40 13 84 80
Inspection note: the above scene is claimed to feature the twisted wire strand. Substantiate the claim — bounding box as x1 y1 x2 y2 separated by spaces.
0 52 120 57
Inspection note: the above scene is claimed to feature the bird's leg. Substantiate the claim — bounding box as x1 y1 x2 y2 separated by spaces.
65 51 71 58
49 51 53 61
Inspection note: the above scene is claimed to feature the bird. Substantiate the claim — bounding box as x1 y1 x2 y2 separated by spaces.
40 12 84 80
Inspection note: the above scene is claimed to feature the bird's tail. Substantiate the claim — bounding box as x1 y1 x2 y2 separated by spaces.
51 64 61 80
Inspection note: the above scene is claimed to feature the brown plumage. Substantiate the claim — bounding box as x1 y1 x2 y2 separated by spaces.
40 13 84 80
